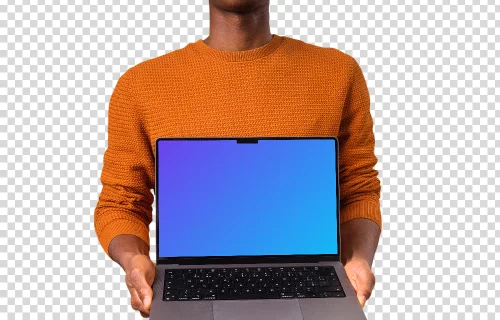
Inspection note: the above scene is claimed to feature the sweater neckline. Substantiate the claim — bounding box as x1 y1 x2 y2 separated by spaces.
191 34 284 62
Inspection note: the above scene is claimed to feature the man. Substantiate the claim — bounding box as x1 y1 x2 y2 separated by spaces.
94 0 382 318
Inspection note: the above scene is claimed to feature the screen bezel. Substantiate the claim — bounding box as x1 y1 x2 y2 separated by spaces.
154 137 341 265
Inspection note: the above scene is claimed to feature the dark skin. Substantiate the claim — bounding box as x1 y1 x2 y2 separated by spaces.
340 218 381 307
108 0 381 317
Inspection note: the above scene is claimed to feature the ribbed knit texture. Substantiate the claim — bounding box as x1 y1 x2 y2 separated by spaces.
94 34 382 258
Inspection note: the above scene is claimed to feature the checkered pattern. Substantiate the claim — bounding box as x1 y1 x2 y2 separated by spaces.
1 2 498 319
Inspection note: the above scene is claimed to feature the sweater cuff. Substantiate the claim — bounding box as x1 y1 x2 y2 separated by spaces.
96 218 150 259
340 198 382 231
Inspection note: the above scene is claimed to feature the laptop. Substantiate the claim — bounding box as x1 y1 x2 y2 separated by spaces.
150 137 367 320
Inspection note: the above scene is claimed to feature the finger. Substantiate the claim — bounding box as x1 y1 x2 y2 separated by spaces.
129 268 153 311
140 310 149 318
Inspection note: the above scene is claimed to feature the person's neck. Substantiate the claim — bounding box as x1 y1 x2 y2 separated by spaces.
204 4 272 52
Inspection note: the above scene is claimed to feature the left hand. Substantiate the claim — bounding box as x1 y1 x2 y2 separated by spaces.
344 257 376 308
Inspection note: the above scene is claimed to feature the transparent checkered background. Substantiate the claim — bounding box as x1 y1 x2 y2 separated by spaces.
1 2 498 319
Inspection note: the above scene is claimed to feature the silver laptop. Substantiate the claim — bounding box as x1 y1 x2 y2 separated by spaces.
150 137 367 320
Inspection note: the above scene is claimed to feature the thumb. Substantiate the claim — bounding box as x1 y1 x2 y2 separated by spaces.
129 268 153 308
357 294 367 308
355 271 375 308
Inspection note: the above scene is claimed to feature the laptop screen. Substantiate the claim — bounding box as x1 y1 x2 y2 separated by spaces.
156 138 339 258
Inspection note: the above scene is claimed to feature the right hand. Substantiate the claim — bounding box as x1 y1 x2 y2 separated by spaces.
124 254 156 318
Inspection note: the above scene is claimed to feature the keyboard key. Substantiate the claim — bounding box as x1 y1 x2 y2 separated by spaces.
319 291 334 298
262 292 280 299
164 283 183 290
167 269 183 274
255 288 265 294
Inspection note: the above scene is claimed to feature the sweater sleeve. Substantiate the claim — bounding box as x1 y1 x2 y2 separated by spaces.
337 56 382 230
94 68 155 259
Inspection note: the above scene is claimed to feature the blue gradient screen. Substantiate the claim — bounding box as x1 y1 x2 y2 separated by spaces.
156 139 338 258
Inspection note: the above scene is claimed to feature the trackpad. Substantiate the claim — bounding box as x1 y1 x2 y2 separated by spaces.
213 299 303 320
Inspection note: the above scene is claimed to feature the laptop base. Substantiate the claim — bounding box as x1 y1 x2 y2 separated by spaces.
150 261 367 320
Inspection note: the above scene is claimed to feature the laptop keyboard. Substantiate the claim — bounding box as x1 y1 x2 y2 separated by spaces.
163 266 345 301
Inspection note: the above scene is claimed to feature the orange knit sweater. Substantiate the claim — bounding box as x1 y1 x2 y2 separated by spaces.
94 34 382 258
